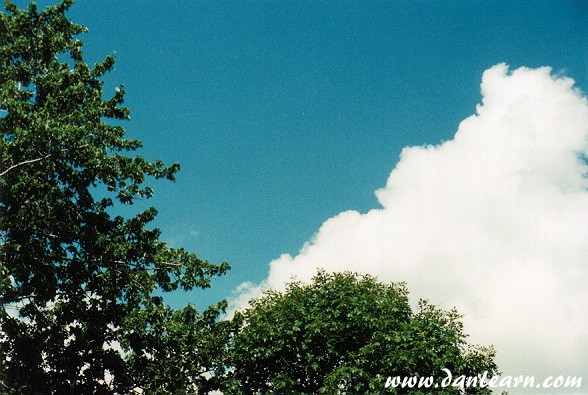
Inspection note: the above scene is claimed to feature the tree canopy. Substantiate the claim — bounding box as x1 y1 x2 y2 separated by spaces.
224 271 498 394
0 1 229 393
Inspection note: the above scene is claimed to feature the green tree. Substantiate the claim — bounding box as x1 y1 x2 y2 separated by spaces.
0 1 230 393
224 271 498 394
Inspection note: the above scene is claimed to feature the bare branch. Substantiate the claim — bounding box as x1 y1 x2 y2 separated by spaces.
0 152 52 177
0 144 90 178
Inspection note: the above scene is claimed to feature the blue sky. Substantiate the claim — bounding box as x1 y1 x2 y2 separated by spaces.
18 1 587 310
56 0 587 311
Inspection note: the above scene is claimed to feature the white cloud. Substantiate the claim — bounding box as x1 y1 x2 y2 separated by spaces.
230 64 588 382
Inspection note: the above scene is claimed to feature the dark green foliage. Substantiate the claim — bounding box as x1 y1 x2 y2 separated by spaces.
0 1 229 393
224 271 498 394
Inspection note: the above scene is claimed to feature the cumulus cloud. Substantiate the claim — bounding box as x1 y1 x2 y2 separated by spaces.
230 64 588 382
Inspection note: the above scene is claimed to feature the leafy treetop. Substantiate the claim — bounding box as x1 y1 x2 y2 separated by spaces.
224 271 498 394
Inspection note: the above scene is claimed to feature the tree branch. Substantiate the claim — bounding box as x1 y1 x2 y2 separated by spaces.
0 144 90 178
0 152 52 177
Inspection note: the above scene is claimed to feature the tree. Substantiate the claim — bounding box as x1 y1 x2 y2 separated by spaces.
0 1 230 393
224 271 498 394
